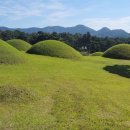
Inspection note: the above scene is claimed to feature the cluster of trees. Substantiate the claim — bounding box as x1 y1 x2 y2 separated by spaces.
0 30 130 53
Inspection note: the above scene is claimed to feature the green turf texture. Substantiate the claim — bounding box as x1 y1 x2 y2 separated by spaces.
103 44 130 59
90 52 103 56
0 54 130 130
27 40 82 59
0 85 37 103
0 39 25 64
7 39 31 51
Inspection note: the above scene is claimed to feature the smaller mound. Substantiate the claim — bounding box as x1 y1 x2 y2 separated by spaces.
103 44 130 60
27 40 82 59
80 51 88 56
90 52 103 56
7 39 31 51
0 39 25 64
0 86 37 103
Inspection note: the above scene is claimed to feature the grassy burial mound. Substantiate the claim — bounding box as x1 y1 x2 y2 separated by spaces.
7 39 31 51
103 44 130 60
0 39 25 64
27 40 82 59
90 52 103 56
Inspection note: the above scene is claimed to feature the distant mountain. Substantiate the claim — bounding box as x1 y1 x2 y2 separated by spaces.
0 25 129 38
97 27 112 37
111 29 130 38
66 25 96 35
0 27 13 31
97 27 130 38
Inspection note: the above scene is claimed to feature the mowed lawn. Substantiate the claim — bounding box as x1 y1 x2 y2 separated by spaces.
0 53 130 130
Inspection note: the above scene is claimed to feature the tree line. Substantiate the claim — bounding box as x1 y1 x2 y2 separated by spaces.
0 30 130 54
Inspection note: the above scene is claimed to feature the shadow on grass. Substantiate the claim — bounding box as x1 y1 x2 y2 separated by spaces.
103 65 130 78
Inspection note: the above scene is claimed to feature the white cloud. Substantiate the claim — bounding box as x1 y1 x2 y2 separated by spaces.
46 0 65 10
0 0 45 20
1 0 130 33
0 0 71 20
46 9 74 22
84 17 130 32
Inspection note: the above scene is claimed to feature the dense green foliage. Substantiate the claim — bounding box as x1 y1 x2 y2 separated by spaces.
27 40 82 59
90 52 103 56
0 55 130 129
103 44 130 59
0 39 25 64
1 30 130 53
7 39 31 51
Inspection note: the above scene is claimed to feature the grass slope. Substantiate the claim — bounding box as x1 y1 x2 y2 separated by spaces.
27 40 82 59
7 39 31 51
91 52 103 56
0 39 25 64
103 44 130 59
0 54 130 130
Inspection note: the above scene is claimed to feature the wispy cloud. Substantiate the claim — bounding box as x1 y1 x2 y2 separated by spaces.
0 0 72 20
0 0 45 20
1 0 130 32
84 17 130 32
46 10 74 23
46 0 65 10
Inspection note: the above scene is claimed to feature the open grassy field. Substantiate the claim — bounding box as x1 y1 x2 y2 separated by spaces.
0 53 130 130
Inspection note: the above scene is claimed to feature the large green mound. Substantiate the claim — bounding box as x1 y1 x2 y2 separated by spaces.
91 52 103 56
27 40 82 59
0 39 25 64
7 39 31 51
0 86 37 103
103 44 130 60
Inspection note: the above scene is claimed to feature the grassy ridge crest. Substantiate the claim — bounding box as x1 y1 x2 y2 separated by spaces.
7 39 31 51
103 44 130 59
0 39 25 64
27 40 82 59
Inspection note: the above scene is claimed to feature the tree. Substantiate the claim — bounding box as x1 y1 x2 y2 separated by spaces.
82 32 91 54
0 30 129 53
86 32 91 54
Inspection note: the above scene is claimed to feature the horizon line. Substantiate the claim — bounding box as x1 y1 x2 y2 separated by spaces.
0 25 129 33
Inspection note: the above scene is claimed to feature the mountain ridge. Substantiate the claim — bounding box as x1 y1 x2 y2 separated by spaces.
0 25 129 38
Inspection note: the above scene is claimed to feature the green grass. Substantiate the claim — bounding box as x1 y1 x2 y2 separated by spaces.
7 39 32 51
90 52 103 56
27 40 82 59
0 85 37 103
0 53 130 130
103 44 130 60
0 39 25 64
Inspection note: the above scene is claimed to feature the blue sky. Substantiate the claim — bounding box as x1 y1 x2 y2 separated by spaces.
0 0 130 32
